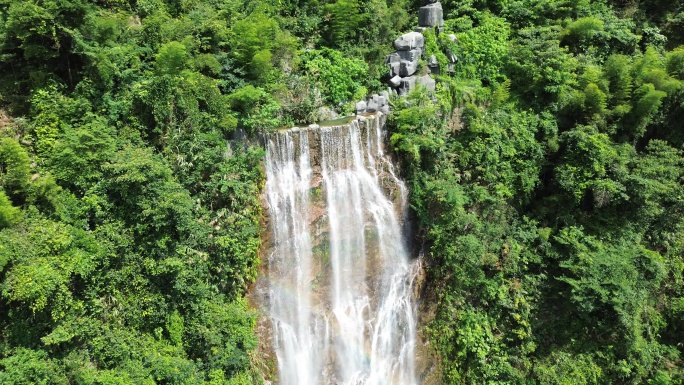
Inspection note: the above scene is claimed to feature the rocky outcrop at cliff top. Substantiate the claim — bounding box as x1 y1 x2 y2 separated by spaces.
386 2 447 96
387 33 424 80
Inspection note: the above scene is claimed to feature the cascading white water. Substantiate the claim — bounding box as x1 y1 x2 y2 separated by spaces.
264 114 418 385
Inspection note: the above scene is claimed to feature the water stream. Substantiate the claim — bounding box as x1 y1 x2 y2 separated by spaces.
263 114 419 385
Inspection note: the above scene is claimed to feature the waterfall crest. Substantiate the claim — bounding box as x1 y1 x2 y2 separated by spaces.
263 114 419 385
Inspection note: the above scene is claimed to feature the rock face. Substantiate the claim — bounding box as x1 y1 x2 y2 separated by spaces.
399 48 422 63
417 75 436 92
358 2 452 113
399 60 418 77
418 2 444 27
388 47 426 78
386 52 401 77
399 76 416 96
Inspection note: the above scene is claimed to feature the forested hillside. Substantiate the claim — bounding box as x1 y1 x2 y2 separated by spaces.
0 0 683 384
0 0 410 383
389 0 684 383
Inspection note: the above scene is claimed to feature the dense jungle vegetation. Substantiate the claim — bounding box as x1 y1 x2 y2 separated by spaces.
390 1 684 384
0 0 683 383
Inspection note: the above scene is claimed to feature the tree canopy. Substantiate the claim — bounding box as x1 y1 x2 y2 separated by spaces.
1 0 684 383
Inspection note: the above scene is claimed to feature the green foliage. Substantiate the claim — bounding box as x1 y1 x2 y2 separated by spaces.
155 42 190 76
604 54 633 104
458 108 545 200
506 25 579 109
391 3 684 383
227 86 282 132
0 348 69 385
534 351 603 384
0 190 20 229
0 0 88 109
422 29 450 77
4 0 684 384
555 125 626 204
454 12 509 83
229 10 297 81
666 46 684 79
325 0 364 43
561 17 605 52
48 115 116 192
0 1 270 380
389 88 444 167
302 48 368 106
0 137 31 197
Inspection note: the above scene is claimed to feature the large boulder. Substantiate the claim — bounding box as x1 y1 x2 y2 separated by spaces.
372 94 387 108
399 76 417 96
356 101 367 114
394 32 425 51
386 53 401 76
389 75 402 88
418 2 443 27
417 75 436 92
395 48 421 77
386 52 400 63
398 48 421 63
399 59 418 77
366 99 379 112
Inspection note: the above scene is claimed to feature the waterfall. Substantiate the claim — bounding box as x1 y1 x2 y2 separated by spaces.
263 114 419 385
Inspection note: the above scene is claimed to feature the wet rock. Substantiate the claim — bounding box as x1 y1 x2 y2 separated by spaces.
394 32 425 51
366 99 379 113
231 128 248 141
418 2 443 27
